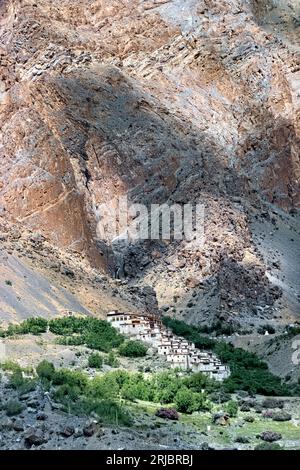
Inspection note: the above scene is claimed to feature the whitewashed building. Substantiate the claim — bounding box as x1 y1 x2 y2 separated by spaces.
107 311 230 380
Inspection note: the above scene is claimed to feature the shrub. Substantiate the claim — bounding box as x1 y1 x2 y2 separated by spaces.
53 384 81 403
36 360 55 381
209 391 231 404
240 403 251 412
9 369 24 389
235 436 250 444
0 361 22 372
262 398 284 409
118 340 147 357
71 398 132 426
9 370 37 395
5 400 24 416
175 388 210 414
226 400 239 417
255 442 282 450
104 352 119 367
52 369 88 391
88 353 103 369
272 411 292 422
18 379 37 395
155 408 179 420
244 415 255 423
260 431 282 442
56 335 85 346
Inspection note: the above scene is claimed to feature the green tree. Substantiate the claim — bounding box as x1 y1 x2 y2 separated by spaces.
36 360 55 381
175 388 197 413
118 340 147 357
88 353 103 369
226 400 239 417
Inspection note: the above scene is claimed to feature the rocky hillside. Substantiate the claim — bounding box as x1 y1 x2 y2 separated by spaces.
0 0 299 329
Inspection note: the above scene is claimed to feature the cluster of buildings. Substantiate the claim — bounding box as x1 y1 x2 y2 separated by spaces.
107 311 230 381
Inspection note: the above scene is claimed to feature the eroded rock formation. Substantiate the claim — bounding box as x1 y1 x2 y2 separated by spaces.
0 0 299 327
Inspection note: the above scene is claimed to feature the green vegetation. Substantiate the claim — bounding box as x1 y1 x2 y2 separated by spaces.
118 340 148 357
104 352 119 367
255 442 282 450
35 362 133 425
175 387 211 414
226 400 239 417
9 369 37 395
0 317 48 337
4 399 24 416
163 316 290 396
285 325 300 338
33 360 216 423
36 360 55 380
257 324 276 335
162 317 216 349
88 353 103 369
49 316 124 352
0 315 125 353
0 360 24 372
71 398 132 426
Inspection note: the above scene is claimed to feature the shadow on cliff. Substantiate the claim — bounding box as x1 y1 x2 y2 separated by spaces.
31 63 294 324
37 64 249 265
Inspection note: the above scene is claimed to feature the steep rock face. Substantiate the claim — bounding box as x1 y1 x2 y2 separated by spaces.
0 0 299 325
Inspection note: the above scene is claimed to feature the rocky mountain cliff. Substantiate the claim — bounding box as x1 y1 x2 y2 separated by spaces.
0 0 299 329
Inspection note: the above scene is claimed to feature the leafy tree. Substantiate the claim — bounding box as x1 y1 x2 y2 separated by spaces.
174 388 210 414
52 368 88 392
226 400 239 417
88 373 121 400
19 317 48 335
49 316 124 352
118 340 147 357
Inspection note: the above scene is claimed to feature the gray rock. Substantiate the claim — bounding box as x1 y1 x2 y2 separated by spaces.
12 418 24 432
60 425 75 437
24 428 48 447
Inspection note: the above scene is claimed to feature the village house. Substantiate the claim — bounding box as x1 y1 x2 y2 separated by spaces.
107 311 230 381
